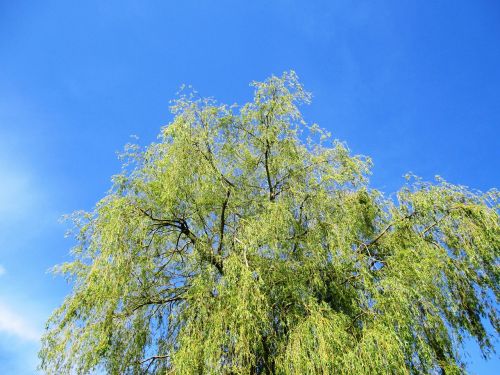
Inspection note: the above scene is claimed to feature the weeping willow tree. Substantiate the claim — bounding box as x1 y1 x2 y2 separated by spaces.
40 72 499 374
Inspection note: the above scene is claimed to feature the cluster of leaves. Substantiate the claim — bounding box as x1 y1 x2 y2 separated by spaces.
40 72 499 374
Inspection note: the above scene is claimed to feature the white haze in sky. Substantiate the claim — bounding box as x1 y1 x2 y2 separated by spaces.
0 302 40 342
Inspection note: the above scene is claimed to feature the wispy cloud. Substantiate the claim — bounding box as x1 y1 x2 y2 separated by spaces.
0 302 40 342
0 161 40 221
0 265 5 276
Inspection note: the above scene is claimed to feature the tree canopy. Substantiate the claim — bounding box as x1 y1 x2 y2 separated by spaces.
40 72 499 374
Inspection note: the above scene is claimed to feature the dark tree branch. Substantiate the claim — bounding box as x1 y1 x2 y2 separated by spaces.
139 354 170 374
140 354 169 364
420 206 461 237
130 296 184 314
195 142 235 188
356 211 417 253
137 206 223 273
264 140 274 201
217 189 231 255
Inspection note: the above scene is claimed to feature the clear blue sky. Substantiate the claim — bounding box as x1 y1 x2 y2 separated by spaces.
0 1 499 373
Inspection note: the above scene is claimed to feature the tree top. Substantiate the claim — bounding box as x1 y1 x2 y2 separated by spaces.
40 72 499 374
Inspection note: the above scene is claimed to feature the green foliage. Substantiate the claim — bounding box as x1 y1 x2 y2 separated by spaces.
40 72 499 374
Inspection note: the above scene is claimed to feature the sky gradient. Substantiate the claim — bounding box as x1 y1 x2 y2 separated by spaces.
0 1 499 373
